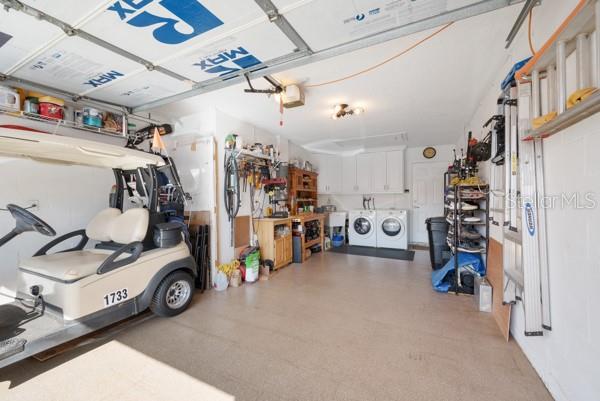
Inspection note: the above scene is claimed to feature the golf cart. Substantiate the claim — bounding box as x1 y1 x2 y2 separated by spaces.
0 126 197 369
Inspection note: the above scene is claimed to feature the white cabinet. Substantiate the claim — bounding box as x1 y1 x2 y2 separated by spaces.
323 149 404 195
386 150 404 193
317 154 343 194
342 156 357 193
356 153 372 193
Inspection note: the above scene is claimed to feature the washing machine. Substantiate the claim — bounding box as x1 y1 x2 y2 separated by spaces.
376 210 408 250
349 210 377 247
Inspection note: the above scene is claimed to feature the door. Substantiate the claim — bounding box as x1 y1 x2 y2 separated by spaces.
356 153 372 193
342 156 357 193
411 162 447 244
371 152 387 193
381 217 403 237
386 150 405 193
317 154 330 194
283 236 293 262
354 217 372 236
274 237 285 267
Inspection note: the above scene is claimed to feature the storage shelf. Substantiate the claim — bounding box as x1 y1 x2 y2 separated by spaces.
523 90 600 140
0 107 124 138
304 237 321 249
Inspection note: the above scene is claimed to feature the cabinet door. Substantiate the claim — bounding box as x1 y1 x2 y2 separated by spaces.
370 152 387 193
386 150 405 192
283 236 293 262
342 156 357 194
328 156 343 194
356 153 372 193
274 238 285 266
317 154 330 194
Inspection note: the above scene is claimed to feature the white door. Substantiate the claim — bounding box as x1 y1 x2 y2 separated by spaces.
411 162 447 244
356 153 372 193
342 156 357 193
317 154 330 194
371 152 387 193
386 150 405 193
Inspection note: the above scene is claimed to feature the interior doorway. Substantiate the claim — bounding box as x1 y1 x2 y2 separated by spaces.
410 162 448 245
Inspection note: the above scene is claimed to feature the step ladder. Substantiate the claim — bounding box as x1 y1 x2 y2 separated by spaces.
504 0 600 336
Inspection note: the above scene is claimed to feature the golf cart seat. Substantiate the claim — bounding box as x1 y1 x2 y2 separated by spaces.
19 208 149 283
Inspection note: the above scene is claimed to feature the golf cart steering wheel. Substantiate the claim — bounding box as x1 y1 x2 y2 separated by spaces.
7 204 56 237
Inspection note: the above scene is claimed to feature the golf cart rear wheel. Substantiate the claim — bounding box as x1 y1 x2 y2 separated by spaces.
150 271 194 317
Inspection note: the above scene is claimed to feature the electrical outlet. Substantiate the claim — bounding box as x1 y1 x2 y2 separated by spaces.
28 200 39 211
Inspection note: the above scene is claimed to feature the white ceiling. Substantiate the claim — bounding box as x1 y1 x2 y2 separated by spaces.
154 4 521 149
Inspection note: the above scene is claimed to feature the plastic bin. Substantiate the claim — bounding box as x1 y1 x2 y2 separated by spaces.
426 217 450 270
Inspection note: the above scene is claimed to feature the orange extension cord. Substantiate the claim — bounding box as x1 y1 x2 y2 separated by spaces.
528 9 537 55
304 22 454 89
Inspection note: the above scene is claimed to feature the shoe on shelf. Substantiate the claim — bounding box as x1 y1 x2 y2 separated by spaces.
460 230 481 240
461 202 478 211
460 189 486 199
448 201 478 211
457 242 485 253
463 216 481 223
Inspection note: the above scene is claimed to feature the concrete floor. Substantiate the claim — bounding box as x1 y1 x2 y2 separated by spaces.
0 251 552 401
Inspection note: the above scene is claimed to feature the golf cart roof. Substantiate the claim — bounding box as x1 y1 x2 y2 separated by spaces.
0 127 165 170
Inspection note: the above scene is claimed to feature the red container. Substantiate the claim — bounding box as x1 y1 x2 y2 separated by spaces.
39 102 64 120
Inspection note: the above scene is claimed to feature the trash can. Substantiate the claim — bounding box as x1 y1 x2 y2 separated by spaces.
426 217 450 270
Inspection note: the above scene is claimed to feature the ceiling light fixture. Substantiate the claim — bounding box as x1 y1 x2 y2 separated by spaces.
331 104 365 120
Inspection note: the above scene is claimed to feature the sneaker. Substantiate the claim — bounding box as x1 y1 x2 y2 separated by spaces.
448 202 478 211
463 216 481 223
457 243 485 253
460 230 481 240
461 202 478 211
460 190 486 200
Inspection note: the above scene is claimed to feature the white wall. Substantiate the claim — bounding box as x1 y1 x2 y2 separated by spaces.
461 1 600 399
0 116 122 297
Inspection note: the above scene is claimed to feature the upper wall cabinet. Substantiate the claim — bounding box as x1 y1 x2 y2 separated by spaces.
317 154 343 194
322 149 405 195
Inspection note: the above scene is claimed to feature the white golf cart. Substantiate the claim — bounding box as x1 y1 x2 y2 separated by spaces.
0 126 197 368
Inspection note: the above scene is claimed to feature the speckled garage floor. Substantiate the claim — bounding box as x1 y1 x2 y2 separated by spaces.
0 251 552 401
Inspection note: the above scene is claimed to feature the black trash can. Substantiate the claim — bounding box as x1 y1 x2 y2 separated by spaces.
426 217 450 270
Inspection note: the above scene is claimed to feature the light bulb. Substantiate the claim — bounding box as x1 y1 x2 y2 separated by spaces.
354 107 364 115
333 104 343 113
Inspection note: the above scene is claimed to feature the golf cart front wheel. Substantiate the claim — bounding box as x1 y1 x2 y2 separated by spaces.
150 271 194 317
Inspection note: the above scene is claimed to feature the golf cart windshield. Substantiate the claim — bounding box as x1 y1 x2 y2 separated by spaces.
0 126 165 169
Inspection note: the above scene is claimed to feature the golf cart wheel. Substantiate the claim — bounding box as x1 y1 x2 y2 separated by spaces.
150 271 194 317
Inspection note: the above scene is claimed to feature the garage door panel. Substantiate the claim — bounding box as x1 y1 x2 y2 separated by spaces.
90 70 192 107
20 0 113 26
81 0 272 64
163 21 296 83
11 36 143 94
280 0 471 51
0 11 63 73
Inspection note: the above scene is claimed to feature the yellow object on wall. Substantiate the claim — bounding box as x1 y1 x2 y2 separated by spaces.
567 87 597 109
